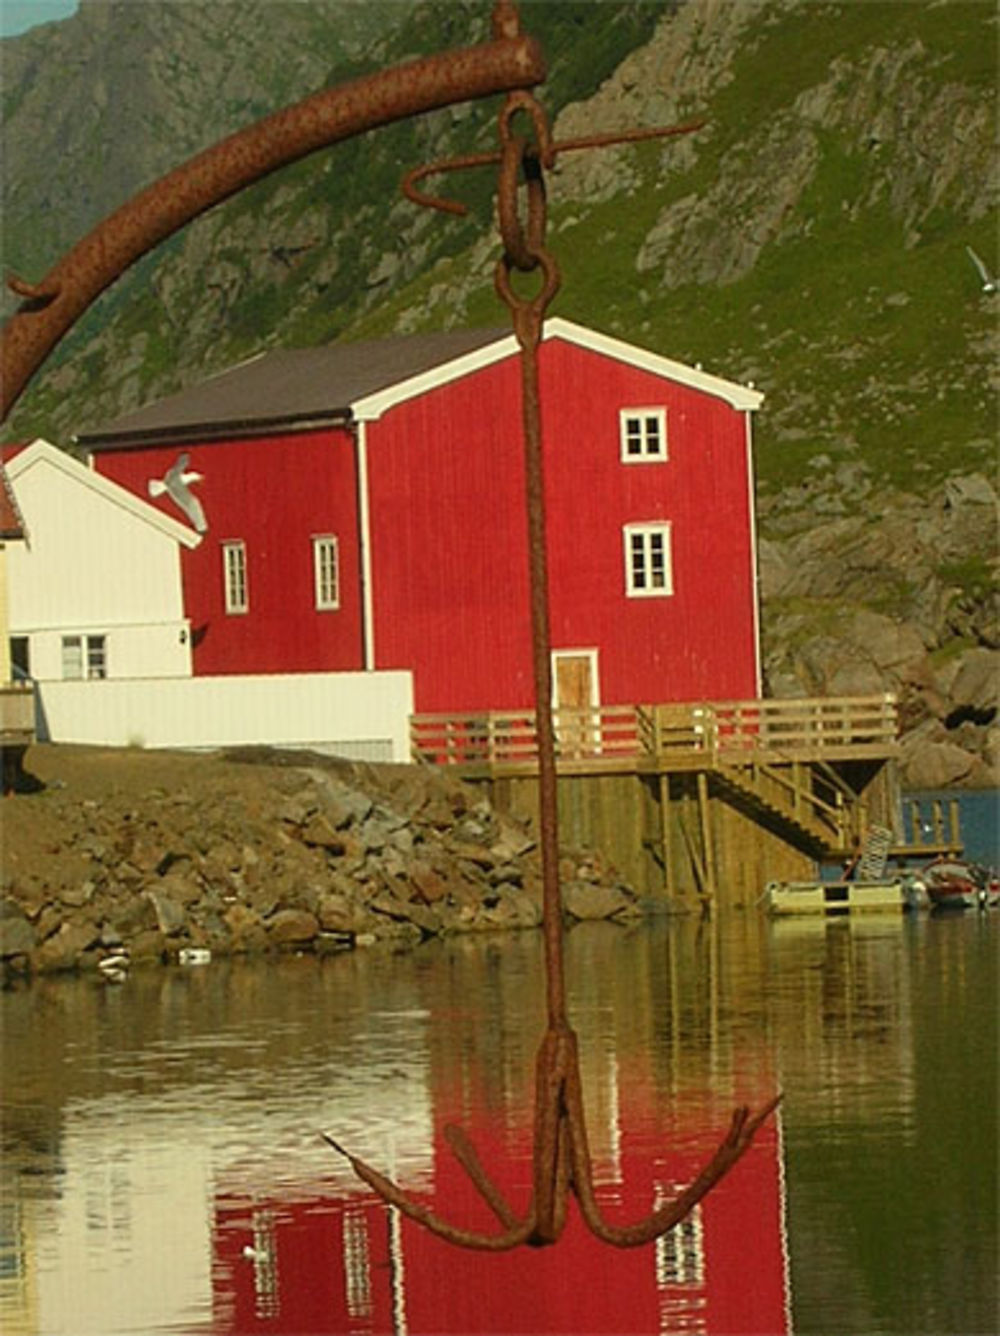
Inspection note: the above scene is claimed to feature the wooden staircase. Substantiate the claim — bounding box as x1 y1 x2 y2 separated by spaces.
712 759 850 855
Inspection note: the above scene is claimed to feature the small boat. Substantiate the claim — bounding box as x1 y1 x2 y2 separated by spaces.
765 877 909 916
918 857 999 911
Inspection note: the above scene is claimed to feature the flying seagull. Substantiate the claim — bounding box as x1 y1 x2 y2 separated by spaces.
965 246 997 294
148 452 207 532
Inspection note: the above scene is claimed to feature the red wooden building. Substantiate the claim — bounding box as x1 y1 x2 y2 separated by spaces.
82 319 763 717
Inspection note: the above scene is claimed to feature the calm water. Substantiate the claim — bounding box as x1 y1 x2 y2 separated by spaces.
1 913 996 1336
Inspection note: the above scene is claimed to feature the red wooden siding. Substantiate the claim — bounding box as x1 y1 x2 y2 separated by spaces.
366 356 535 712
95 428 364 675
368 335 758 713
90 329 759 709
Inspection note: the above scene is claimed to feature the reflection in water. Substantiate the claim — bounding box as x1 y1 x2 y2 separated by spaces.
1 915 995 1335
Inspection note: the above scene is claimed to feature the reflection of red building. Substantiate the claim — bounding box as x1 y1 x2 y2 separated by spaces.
212 1101 788 1335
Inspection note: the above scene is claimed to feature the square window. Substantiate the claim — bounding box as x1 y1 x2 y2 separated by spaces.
61 634 107 679
620 407 667 462
222 541 248 614
624 523 673 597
313 535 339 611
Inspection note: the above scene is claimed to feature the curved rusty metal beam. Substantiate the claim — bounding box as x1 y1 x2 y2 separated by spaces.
0 33 545 423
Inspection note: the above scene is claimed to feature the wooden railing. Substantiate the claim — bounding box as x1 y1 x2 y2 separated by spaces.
667 694 899 759
411 694 898 768
411 705 648 766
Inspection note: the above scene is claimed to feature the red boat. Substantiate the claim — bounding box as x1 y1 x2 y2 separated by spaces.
920 857 1000 910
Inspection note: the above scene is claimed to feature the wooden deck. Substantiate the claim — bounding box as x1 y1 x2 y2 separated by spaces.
411 695 905 908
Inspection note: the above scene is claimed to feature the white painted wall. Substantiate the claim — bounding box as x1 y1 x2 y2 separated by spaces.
33 670 414 760
6 440 197 680
23 621 191 681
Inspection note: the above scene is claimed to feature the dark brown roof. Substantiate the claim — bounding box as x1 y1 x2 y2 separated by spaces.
78 327 509 448
0 464 26 541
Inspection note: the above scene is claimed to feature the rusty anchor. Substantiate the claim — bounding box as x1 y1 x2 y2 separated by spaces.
1 0 779 1251
324 3 780 1252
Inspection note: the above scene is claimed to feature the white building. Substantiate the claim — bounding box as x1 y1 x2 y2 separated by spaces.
5 438 198 683
4 440 412 757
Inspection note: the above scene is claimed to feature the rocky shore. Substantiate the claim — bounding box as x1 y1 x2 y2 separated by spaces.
1 745 641 982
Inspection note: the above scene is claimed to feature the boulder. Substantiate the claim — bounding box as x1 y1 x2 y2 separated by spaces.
317 892 375 935
368 890 441 936
266 908 320 946
562 882 638 922
407 860 450 904
901 737 977 790
474 887 542 930
146 890 187 936
298 812 345 851
949 649 999 714
0 900 36 958
223 903 268 952
31 919 100 972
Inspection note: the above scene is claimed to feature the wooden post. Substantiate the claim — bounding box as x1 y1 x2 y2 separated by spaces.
659 771 673 900
697 770 717 904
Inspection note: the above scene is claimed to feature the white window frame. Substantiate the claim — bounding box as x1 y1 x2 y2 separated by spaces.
222 540 248 615
312 534 340 611
61 633 107 680
624 522 673 598
619 407 667 463
61 635 83 680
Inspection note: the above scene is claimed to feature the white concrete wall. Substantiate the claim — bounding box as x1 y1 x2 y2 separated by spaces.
33 670 414 761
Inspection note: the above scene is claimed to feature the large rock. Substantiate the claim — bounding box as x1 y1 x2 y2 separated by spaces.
949 649 999 715
0 900 36 958
146 890 187 936
562 882 638 922
266 909 320 946
900 733 977 790
31 919 100 972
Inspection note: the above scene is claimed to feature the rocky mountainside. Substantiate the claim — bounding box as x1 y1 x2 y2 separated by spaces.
2 0 997 787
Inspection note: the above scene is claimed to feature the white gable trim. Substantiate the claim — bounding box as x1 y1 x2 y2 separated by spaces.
541 318 764 411
350 334 519 421
7 439 202 549
348 320 762 422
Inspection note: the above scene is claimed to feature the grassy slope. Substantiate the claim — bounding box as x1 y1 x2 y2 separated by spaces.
345 2 998 504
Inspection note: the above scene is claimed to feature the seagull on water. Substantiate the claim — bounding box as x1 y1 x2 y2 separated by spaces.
965 246 997 294
149 452 207 532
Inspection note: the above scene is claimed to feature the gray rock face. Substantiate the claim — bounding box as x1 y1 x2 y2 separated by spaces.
762 473 999 788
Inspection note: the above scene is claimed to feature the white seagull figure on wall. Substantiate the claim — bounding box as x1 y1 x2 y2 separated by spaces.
965 246 997 294
149 452 207 532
